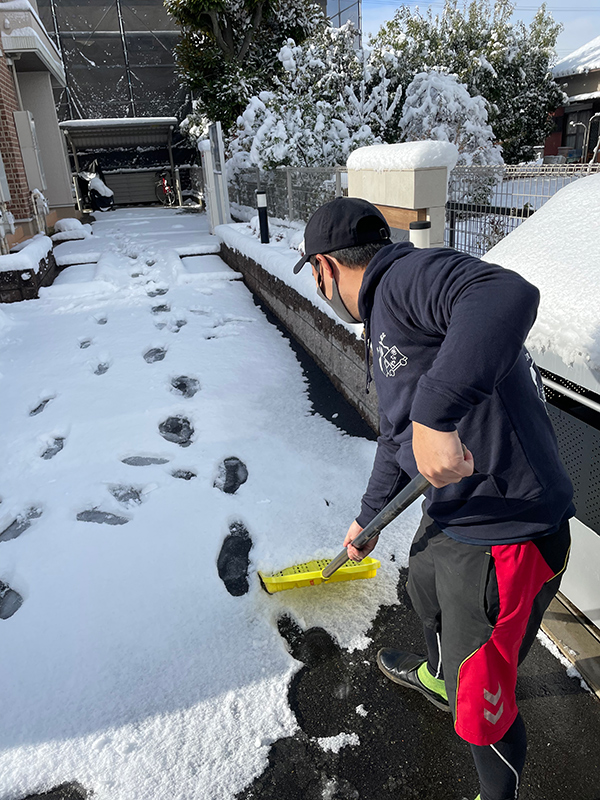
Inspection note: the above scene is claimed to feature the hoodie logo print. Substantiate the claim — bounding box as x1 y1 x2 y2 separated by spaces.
377 332 408 377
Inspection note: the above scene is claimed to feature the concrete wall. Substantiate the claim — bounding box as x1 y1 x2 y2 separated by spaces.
220 244 380 432
18 72 73 212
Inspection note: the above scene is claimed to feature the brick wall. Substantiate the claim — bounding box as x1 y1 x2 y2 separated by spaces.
220 244 380 432
0 45 34 222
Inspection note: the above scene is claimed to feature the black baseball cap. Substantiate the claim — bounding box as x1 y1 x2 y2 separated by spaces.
293 197 391 274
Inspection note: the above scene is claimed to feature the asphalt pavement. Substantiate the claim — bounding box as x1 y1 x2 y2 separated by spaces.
238 572 600 800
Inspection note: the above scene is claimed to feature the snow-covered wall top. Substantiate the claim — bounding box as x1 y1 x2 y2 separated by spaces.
347 141 459 172
553 35 600 78
0 234 52 274
59 118 178 128
484 174 600 379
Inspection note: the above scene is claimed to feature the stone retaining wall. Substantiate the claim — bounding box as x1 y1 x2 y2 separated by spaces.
0 250 59 303
220 244 379 432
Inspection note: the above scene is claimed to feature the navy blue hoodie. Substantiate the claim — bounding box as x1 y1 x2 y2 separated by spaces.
356 242 574 544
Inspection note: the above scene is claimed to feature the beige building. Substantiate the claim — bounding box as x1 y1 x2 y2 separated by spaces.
0 0 74 252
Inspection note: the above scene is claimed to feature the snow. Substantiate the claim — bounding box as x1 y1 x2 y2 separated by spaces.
54 218 88 234
215 218 364 339
553 35 600 78
59 118 178 128
0 206 422 799
0 234 52 274
347 140 459 172
484 174 600 376
89 176 114 198
316 732 360 753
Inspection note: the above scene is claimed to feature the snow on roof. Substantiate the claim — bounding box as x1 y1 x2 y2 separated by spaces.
553 35 600 78
484 174 600 389
347 141 459 172
568 91 600 104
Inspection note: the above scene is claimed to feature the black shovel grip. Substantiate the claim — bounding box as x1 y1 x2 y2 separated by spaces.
321 473 431 580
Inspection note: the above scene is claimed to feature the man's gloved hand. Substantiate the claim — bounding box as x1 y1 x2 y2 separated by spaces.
412 421 474 488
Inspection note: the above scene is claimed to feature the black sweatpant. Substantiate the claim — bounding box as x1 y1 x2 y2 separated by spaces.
407 513 570 799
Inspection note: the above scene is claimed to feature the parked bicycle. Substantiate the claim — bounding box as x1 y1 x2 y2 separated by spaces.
155 170 177 207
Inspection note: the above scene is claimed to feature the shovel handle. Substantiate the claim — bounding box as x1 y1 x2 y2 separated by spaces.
321 473 431 580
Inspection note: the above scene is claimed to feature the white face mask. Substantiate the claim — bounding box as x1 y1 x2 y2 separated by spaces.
316 263 361 324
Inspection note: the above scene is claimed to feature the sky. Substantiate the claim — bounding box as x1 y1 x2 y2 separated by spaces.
360 0 600 62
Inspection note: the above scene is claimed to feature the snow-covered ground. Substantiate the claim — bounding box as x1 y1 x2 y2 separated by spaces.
0 208 419 799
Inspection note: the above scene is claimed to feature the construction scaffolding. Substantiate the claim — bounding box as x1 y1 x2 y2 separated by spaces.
36 0 189 121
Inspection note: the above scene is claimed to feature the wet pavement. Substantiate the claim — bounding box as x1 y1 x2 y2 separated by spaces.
238 574 600 800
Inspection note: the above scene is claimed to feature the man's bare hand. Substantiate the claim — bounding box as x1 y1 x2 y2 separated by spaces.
343 520 378 562
412 421 474 488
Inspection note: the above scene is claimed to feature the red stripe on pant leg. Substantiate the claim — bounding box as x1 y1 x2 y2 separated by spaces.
455 541 554 746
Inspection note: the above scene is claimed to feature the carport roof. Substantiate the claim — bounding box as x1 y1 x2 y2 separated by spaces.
59 118 179 149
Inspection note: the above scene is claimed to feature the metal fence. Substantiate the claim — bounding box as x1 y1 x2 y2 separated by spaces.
446 164 600 257
228 162 600 257
228 166 347 221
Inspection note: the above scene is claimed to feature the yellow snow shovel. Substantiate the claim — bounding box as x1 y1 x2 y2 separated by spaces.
259 473 431 594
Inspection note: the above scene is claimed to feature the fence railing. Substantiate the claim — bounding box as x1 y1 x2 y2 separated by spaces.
228 166 347 221
228 162 600 257
445 164 600 257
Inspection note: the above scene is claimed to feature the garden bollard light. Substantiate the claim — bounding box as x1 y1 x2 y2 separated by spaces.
256 190 270 244
409 220 431 249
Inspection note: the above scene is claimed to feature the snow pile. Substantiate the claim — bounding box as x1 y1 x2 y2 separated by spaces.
0 234 52 273
89 176 114 198
54 218 88 234
553 35 600 78
0 207 419 799
52 218 93 244
484 174 600 372
347 140 459 172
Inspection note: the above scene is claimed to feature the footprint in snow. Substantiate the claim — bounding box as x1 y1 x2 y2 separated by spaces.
170 376 200 398
214 457 248 494
168 319 187 334
0 580 23 620
172 469 196 480
144 347 167 363
79 338 93 349
147 285 168 298
151 304 170 314
19 782 90 799
77 509 130 525
158 416 194 447
29 396 55 416
217 521 253 597
154 322 166 330
108 485 144 507
121 455 170 466
0 507 43 543
94 362 111 375
94 315 108 325
41 437 65 460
